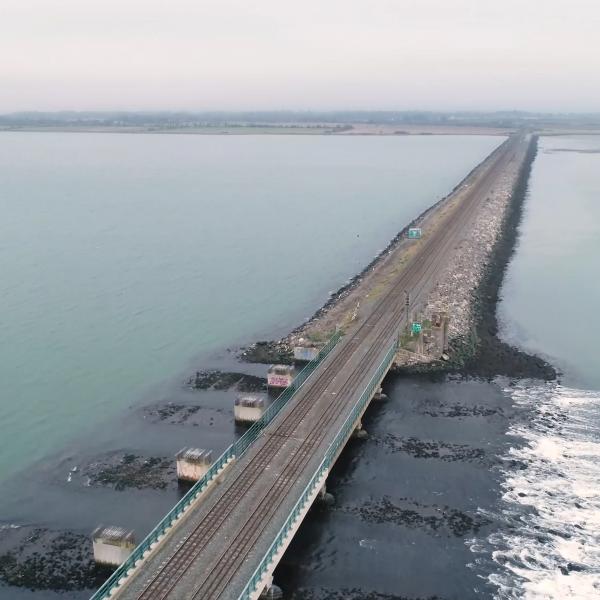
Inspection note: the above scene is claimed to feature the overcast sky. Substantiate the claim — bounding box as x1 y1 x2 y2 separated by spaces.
1 0 599 113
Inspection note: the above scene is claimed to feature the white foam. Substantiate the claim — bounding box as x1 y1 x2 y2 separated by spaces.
477 382 600 599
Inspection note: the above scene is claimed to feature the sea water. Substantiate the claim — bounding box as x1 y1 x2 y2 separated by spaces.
0 132 501 484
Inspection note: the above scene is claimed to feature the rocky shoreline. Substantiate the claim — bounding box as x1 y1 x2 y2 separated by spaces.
187 370 267 392
399 135 556 380
461 136 556 379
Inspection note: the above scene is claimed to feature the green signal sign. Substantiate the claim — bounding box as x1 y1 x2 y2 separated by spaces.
408 228 422 239
411 322 422 334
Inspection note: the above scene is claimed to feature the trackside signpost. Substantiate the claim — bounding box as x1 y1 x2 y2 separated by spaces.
411 322 422 335
408 227 422 239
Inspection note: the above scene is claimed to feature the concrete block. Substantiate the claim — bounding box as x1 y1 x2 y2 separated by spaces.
317 483 335 505
260 583 283 599
92 526 135 567
234 395 265 424
267 365 295 388
373 385 388 400
293 345 319 362
176 447 213 483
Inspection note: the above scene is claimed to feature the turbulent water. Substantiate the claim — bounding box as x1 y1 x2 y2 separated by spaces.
484 382 600 600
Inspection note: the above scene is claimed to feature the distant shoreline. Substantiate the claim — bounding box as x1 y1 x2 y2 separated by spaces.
3 125 600 137
0 124 511 136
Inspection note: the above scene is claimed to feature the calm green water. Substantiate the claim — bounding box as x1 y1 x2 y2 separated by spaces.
499 135 600 390
0 132 501 482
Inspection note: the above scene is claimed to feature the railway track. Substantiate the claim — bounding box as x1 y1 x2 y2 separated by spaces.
117 133 525 600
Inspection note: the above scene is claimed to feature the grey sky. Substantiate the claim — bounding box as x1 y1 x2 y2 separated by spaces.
1 0 599 112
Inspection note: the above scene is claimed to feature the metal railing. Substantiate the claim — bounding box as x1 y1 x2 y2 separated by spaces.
238 337 398 600
89 331 342 600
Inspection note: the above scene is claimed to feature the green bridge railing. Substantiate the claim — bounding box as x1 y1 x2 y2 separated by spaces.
238 337 399 600
89 331 342 600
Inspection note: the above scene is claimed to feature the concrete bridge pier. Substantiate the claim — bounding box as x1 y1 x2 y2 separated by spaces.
91 526 135 567
234 395 266 425
353 419 368 439
259 575 283 599
176 448 213 483
373 385 387 400
318 482 335 506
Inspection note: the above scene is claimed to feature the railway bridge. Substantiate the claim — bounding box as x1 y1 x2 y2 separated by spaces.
90 133 528 600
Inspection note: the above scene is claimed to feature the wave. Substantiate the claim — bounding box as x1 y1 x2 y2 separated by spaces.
480 382 600 599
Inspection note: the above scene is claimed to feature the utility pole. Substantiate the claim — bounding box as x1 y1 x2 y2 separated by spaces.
404 290 410 326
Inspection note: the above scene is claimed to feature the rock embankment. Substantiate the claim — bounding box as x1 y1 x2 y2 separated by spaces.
401 134 555 379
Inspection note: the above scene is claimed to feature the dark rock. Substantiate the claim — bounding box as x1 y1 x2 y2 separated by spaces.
288 589 443 600
239 341 293 365
82 453 175 491
372 434 487 463
0 526 113 591
188 370 267 392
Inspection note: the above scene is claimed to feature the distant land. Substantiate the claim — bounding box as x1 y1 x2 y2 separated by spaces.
1 110 600 135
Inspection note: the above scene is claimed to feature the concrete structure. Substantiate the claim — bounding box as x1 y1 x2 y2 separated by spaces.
92 526 135 567
175 448 213 483
89 134 530 600
267 364 294 388
234 395 266 424
373 385 387 400
293 344 319 362
259 579 283 599
353 418 368 439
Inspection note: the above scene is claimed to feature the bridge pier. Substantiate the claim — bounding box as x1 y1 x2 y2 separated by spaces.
91 526 135 567
259 576 283 600
176 448 213 483
353 419 368 439
234 395 266 424
267 364 295 390
373 385 387 400
318 482 335 505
